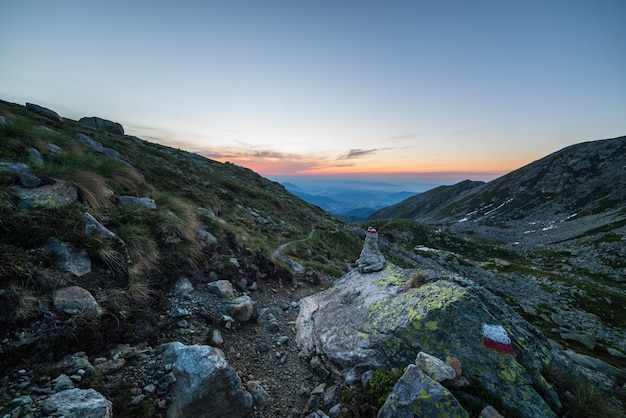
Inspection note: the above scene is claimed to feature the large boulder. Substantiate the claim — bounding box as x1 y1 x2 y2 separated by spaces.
296 264 559 417
25 103 63 123
41 388 112 417
161 342 252 418
78 116 124 135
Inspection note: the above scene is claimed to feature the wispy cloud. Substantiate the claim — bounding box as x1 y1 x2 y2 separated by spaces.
449 125 489 136
339 148 380 160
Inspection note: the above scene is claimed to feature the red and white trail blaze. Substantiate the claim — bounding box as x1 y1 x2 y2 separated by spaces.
482 324 515 354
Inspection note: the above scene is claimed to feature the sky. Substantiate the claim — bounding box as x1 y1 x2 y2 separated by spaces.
1 1 625 191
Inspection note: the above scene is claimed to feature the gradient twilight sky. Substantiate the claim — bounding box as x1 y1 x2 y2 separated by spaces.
1 1 625 186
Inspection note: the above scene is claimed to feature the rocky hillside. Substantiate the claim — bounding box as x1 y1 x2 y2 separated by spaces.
363 136 626 415
368 136 626 257
0 99 364 417
1 99 624 418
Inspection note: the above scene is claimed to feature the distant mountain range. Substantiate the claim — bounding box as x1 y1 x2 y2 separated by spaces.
280 181 417 220
368 135 626 280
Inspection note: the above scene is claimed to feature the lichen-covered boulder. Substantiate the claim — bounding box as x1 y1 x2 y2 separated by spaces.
296 264 559 417
377 365 468 418
11 179 78 210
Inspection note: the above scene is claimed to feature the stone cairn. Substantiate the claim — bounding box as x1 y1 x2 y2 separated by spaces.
357 227 386 273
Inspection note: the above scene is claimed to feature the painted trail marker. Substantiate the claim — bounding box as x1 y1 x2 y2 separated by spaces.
482 324 515 354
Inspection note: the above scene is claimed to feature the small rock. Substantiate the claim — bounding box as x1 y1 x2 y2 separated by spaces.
26 147 43 167
52 374 74 391
277 336 289 346
607 348 626 359
52 286 101 316
118 195 157 210
479 405 505 418
560 332 596 350
211 329 224 347
247 381 272 411
207 280 235 299
446 356 463 378
94 358 126 376
196 229 218 248
172 277 193 296
76 132 103 152
45 238 92 276
416 351 456 382
311 383 326 396
45 142 64 159
169 307 190 318
228 295 254 322
329 404 345 418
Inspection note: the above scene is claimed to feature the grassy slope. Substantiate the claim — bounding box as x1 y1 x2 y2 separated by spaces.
0 99 361 368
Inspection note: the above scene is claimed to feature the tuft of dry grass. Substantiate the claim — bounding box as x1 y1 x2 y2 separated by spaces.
107 166 144 192
406 269 428 289
69 171 113 211
12 290 41 320
116 223 160 279
97 245 129 277
127 277 155 304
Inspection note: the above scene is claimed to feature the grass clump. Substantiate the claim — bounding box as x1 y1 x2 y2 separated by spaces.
543 362 624 418
367 367 404 411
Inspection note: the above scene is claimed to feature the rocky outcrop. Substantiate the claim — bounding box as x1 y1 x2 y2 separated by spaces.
25 103 63 123
296 264 560 417
161 342 253 418
79 116 124 135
